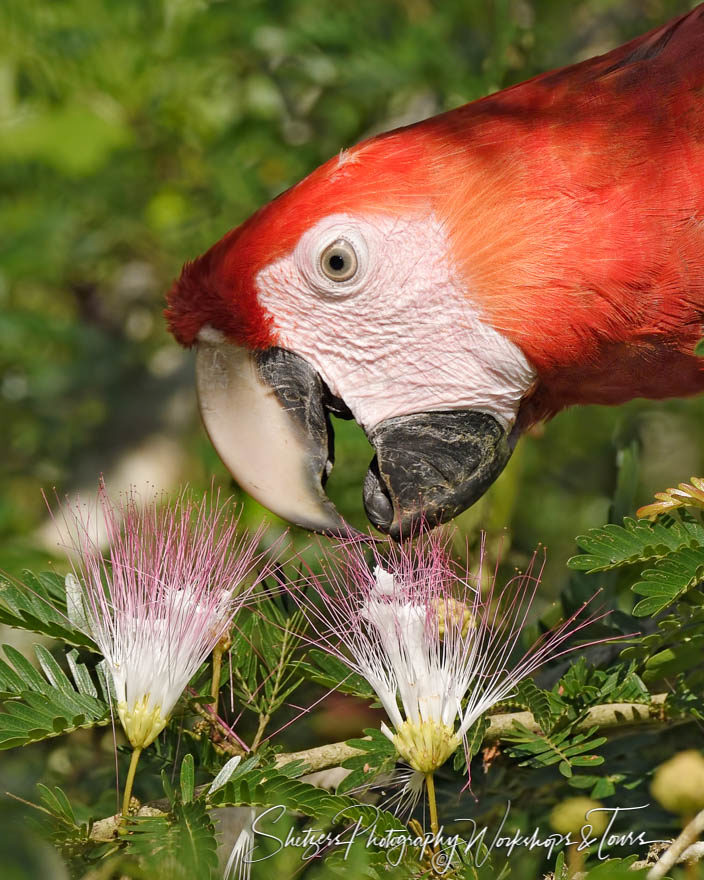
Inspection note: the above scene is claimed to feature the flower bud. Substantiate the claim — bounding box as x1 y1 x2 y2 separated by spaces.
434 597 475 639
550 797 607 836
651 750 704 816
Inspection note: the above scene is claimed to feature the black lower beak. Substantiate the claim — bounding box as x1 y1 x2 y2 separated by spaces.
363 410 515 539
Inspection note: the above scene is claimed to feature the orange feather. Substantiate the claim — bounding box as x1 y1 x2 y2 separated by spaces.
166 4 704 425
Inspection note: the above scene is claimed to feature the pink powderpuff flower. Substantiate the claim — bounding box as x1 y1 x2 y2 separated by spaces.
293 528 615 778
57 483 271 750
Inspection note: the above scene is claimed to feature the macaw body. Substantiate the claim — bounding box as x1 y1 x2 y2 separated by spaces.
167 5 704 537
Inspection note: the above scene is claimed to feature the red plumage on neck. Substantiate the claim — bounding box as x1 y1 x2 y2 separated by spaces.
428 2 704 419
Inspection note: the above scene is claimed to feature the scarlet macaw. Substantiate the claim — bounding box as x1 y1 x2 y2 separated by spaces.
166 5 704 538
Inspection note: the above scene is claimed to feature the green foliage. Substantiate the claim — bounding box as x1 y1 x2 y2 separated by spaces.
569 516 704 573
622 600 704 696
0 643 109 748
495 661 655 798
210 756 402 833
35 783 84 837
504 722 607 780
300 648 378 702
570 514 704 615
123 806 219 880
336 727 398 795
21 783 112 877
228 603 306 736
514 677 556 729
6 471 704 878
180 754 196 804
582 856 647 878
0 570 95 649
453 714 491 775
631 549 704 617
553 659 650 716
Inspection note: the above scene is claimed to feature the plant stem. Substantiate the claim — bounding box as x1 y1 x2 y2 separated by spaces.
122 747 142 818
648 807 704 879
249 618 297 751
425 772 440 842
192 700 246 755
210 641 225 711
250 712 270 752
567 844 584 878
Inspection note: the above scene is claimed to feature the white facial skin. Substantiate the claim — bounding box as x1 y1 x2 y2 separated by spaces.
255 212 536 432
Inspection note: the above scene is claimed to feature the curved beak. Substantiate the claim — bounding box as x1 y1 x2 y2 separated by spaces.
196 340 356 535
196 341 516 538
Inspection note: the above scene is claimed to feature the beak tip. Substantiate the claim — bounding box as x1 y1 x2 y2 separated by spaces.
363 465 395 533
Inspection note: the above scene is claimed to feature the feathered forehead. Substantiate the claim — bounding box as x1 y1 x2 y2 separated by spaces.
165 132 431 348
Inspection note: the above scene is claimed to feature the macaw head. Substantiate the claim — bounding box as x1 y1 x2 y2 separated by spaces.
165 59 704 536
166 123 549 538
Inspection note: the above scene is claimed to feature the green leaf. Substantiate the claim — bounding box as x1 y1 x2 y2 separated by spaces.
300 649 378 702
554 659 650 721
504 721 607 780
582 855 646 878
514 678 554 730
622 600 704 692
228 606 306 724
180 754 195 804
123 799 218 880
631 546 704 616
210 760 405 837
207 755 243 795
589 774 624 799
0 571 96 650
568 518 704 573
554 850 566 880
466 714 491 762
37 783 77 826
337 727 398 795
0 645 110 748
453 715 490 775
642 635 704 680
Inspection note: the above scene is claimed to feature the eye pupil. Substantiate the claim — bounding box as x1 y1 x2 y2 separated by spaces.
320 238 358 282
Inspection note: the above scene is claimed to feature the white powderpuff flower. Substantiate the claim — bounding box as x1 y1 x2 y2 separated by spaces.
293 529 612 776
58 484 271 749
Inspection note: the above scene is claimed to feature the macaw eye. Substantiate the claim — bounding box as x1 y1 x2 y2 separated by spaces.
319 239 358 282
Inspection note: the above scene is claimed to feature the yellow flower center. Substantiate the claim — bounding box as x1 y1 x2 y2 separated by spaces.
392 719 460 773
434 597 474 639
118 695 168 749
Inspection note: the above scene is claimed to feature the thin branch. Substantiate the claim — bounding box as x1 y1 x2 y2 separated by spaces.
274 738 370 773
648 811 704 879
88 693 677 841
251 617 299 751
274 693 670 773
484 692 668 742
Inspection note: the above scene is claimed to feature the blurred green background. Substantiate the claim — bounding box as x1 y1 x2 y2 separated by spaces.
1 0 702 590
2 2 704 877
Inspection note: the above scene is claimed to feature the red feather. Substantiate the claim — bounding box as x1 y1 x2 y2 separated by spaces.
166 4 704 422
